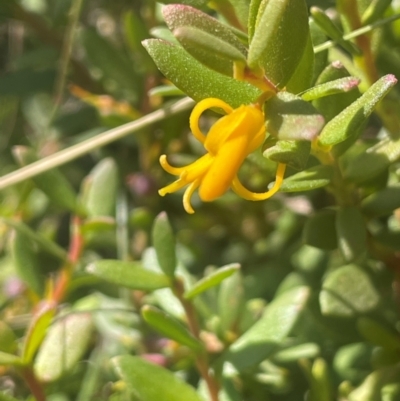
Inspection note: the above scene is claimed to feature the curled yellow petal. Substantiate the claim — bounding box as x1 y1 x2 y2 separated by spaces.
183 179 201 214
159 155 186 175
231 163 287 201
159 178 188 197
189 98 233 144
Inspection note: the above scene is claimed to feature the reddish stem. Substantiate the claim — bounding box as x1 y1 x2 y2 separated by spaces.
174 279 220 401
21 368 47 401
339 0 379 85
52 216 83 303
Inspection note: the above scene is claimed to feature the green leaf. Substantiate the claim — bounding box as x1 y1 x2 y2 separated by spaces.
34 313 94 382
348 365 400 401
173 26 246 76
163 5 247 76
10 230 44 296
141 305 203 351
0 69 56 96
274 272 309 297
229 0 250 28
1 218 67 260
279 165 333 193
361 186 400 217
357 317 400 351
22 302 56 364
14 146 79 213
309 19 328 82
184 263 240 299
263 140 310 170
0 321 16 354
286 32 314 94
374 230 400 251
303 209 337 250
318 74 397 147
83 158 118 217
163 4 246 54
310 7 361 56
113 355 203 401
265 92 325 141
272 343 320 364
248 0 309 88
248 0 263 41
361 0 392 25
143 39 261 107
226 286 310 371
320 264 380 318
81 29 138 99
302 77 360 102
336 207 367 263
218 270 244 335
152 212 177 278
312 61 361 122
309 358 333 401
81 216 116 234
122 10 156 73
159 0 208 7
0 351 22 366
333 343 373 383
343 137 400 184
85 260 171 291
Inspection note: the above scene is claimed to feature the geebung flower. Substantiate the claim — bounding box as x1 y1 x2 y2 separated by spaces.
159 98 286 213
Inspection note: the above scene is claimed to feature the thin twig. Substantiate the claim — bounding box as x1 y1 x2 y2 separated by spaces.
0 97 194 191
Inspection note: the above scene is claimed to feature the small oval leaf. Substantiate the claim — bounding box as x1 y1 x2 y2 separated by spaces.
13 146 79 213
302 77 360 102
113 355 204 401
263 140 310 170
22 302 57 364
141 305 203 351
343 137 400 184
86 260 171 291
266 92 325 141
11 230 44 296
320 264 380 318
357 317 400 351
336 207 367 263
143 39 261 107
318 74 397 147
83 158 118 217
34 313 94 382
184 263 240 299
303 209 337 250
163 5 246 54
2 218 67 260
361 186 400 217
152 212 176 278
173 26 245 76
279 165 333 192
248 0 309 87
226 286 310 371
0 351 22 366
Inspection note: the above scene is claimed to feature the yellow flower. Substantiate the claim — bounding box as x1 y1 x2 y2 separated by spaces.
159 98 286 214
